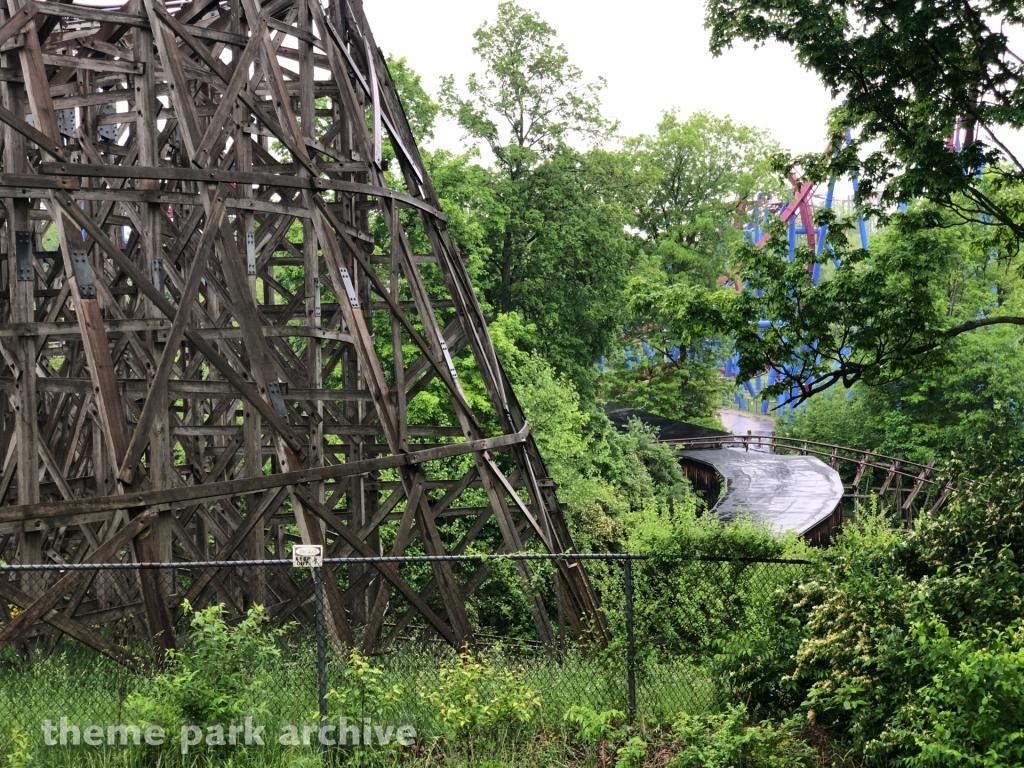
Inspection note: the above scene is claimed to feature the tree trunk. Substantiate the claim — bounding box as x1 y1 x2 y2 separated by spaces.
500 225 514 313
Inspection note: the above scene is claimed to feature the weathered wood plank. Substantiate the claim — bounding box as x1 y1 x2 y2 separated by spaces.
40 163 445 216
0 511 156 651
0 579 141 670
0 426 529 522
118 196 227 483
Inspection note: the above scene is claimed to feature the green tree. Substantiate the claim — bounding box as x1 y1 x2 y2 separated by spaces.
482 148 636 388
643 198 1024 403
629 110 780 283
386 55 439 144
486 312 693 552
441 3 632 393
600 278 727 427
705 0 1024 248
701 0 1024 392
599 112 778 424
782 319 1024 464
441 1 612 180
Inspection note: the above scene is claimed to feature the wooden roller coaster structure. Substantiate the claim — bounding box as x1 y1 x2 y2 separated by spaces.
0 0 605 662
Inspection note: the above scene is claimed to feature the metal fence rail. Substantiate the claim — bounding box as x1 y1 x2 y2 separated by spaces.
0 553 810 758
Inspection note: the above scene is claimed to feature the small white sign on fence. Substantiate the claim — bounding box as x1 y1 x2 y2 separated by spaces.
291 544 323 568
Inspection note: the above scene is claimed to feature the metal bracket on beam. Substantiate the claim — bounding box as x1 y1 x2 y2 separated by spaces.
152 258 165 293
57 108 76 138
98 103 117 142
245 230 256 276
70 250 96 299
15 231 33 282
339 267 359 308
439 339 459 381
266 381 290 424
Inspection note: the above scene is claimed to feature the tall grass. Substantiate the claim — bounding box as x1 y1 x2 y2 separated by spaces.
0 639 717 767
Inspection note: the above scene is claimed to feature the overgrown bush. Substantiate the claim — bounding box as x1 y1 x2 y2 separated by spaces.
794 463 1024 764
712 584 808 719
323 649 409 765
327 648 405 725
735 460 1024 766
2 728 33 768
609 505 810 666
128 602 290 751
417 648 541 760
564 706 648 768
669 703 815 768
490 311 699 554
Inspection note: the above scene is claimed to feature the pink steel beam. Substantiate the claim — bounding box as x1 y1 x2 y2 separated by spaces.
755 174 818 254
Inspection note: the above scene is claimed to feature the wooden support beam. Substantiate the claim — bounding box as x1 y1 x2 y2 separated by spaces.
0 0 602 658
0 511 156 651
0 423 527 523
902 458 936 515
0 579 141 670
118 196 226 483
878 457 903 510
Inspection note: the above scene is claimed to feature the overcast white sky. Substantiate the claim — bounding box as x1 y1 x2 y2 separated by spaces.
366 0 840 155
367 0 1024 171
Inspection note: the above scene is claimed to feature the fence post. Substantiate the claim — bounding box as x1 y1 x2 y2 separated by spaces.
313 567 328 727
294 545 328 754
623 556 637 722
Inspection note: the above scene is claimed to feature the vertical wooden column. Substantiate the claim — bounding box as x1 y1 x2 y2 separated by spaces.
234 1 265 601
134 10 171 557
299 0 324 516
0 383 9 497
333 70 364 622
92 404 115 497
1 1 39 563
130 5 175 651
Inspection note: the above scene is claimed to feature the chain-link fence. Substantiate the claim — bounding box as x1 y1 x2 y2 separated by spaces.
0 553 809 759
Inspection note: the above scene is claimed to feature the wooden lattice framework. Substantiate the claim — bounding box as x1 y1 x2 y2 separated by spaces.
0 0 604 659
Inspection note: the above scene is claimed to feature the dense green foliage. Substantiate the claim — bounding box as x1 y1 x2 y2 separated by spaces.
634 198 1024 406
778 205 1024 461
705 0 1024 245
127 603 290 752
626 111 779 279
670 705 814 768
599 110 779 424
700 0 1024 393
796 466 1024 765
484 311 694 553
430 5 775 413
438 2 633 393
712 461 1024 766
